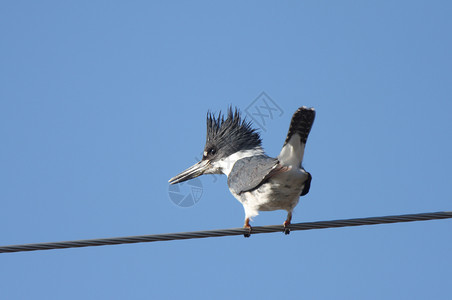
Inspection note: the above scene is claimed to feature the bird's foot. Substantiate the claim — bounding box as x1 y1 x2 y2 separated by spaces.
243 225 252 238
283 220 291 235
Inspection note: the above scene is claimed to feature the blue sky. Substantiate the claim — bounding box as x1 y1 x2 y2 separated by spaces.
1 1 451 299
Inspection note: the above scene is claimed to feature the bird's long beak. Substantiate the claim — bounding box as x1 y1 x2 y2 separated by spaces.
168 160 210 184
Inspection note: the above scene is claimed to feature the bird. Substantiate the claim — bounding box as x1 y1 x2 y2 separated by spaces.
168 106 315 237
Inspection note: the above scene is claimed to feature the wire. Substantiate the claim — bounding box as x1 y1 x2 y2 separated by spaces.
1 211 451 254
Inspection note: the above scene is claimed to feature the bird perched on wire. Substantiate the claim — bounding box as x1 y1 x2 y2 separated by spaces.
169 106 315 237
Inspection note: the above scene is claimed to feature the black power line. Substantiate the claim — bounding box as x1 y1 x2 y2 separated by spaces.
1 211 451 254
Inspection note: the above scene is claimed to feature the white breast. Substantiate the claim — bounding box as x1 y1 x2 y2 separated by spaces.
231 167 308 219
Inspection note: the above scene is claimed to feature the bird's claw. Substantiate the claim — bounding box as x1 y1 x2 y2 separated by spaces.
283 221 291 235
243 226 252 238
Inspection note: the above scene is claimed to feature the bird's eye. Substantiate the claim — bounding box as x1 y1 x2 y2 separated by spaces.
209 148 216 156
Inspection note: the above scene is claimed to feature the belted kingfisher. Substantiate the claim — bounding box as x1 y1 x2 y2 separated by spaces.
169 106 315 236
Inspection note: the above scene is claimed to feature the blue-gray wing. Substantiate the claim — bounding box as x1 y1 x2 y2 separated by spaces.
227 155 287 195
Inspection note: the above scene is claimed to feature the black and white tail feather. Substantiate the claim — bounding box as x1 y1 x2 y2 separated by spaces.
278 107 315 196
278 107 316 168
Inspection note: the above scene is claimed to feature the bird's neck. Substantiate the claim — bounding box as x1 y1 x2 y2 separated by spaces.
214 147 264 177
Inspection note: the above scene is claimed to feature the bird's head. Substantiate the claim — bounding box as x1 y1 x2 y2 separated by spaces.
168 107 262 184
